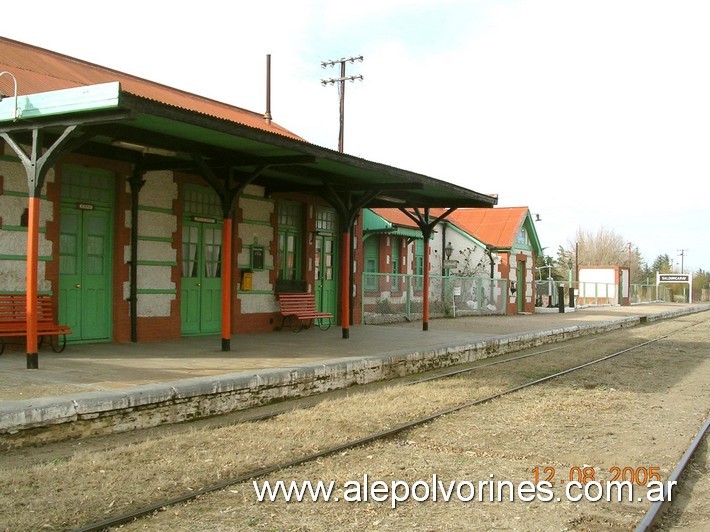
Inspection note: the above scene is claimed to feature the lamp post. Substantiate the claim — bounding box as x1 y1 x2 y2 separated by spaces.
443 241 453 276
547 257 552 305
444 242 453 259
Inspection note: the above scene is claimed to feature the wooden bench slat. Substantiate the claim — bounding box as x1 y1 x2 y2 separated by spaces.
0 295 72 354
276 292 333 332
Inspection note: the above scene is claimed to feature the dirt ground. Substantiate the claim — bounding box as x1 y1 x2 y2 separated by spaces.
0 312 708 531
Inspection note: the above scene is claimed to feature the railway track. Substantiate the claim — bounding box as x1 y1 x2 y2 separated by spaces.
635 415 710 531
72 317 706 531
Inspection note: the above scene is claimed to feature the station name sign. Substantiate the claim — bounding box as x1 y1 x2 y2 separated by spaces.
658 273 690 283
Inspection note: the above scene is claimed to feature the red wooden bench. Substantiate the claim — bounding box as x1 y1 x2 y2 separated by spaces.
276 292 333 332
0 294 72 354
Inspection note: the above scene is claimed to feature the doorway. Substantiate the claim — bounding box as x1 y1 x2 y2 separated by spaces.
314 207 338 319
181 185 223 335
517 259 526 313
58 166 114 342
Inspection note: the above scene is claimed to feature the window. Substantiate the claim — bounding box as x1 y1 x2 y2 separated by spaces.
277 201 303 281
517 228 528 245
182 225 199 278
414 239 424 290
203 226 222 278
364 237 379 291
61 165 114 206
315 208 337 232
185 186 222 218
391 238 400 291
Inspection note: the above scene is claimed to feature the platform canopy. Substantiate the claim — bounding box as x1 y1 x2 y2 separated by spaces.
0 81 496 210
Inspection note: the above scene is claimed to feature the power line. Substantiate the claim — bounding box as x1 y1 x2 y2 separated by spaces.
320 55 363 153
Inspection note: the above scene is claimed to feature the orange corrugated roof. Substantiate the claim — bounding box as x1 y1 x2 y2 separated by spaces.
371 206 531 249
447 207 529 248
369 208 419 228
0 36 302 140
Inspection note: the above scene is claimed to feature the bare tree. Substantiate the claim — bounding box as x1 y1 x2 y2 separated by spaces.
573 226 628 266
556 226 647 283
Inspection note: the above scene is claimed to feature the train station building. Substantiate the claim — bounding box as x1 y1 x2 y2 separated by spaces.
363 207 542 317
0 37 500 362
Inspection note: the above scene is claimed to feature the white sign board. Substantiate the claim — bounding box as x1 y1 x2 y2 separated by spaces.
657 272 693 303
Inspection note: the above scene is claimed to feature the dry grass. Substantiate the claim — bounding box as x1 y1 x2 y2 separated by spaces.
0 381 496 530
0 314 708 531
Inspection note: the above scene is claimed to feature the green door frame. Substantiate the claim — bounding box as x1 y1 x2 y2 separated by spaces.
181 219 223 335
58 166 115 342
314 207 338 320
314 233 338 319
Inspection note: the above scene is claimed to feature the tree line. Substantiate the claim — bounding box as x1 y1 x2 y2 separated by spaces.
535 227 708 302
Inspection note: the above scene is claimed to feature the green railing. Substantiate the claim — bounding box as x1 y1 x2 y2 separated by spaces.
362 273 508 324
535 280 673 308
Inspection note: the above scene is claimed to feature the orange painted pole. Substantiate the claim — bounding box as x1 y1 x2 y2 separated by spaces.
221 217 232 351
26 197 40 368
423 239 430 331
341 230 350 339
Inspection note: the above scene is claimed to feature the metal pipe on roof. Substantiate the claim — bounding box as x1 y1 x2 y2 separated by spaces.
264 55 272 124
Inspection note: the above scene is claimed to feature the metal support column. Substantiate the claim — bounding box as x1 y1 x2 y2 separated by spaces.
2 126 79 368
128 166 146 343
399 207 458 332
221 216 233 351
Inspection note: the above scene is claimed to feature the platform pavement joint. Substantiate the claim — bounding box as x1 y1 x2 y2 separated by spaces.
0 305 707 449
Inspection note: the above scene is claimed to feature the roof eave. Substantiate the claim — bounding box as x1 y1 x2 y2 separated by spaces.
118 92 498 209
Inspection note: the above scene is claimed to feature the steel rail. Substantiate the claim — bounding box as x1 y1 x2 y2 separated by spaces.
73 333 675 532
634 415 710 532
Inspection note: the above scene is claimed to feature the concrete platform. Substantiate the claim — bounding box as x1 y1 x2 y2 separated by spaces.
0 303 707 448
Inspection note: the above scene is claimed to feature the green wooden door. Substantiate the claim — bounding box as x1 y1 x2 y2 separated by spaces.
314 234 338 319
181 221 222 335
58 207 113 341
314 207 337 320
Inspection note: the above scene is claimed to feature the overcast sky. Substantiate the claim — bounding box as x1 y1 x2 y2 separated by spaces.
4 0 709 273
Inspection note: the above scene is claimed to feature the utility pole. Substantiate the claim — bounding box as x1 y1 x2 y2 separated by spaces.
677 249 688 273
321 55 363 153
627 242 632 281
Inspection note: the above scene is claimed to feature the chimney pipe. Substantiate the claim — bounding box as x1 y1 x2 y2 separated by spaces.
264 54 272 124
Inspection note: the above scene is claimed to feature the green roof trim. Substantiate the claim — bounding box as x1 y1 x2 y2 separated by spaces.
362 209 390 232
362 209 423 240
364 227 424 239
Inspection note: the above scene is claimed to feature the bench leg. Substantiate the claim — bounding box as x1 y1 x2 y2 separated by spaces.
278 315 304 332
49 334 67 353
317 317 332 331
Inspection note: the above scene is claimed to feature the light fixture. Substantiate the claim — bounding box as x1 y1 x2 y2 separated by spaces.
535 213 541 222
112 140 177 157
376 195 406 204
444 241 454 260
0 71 20 121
